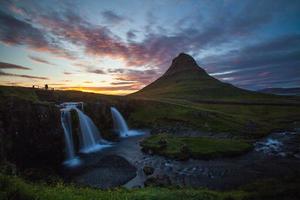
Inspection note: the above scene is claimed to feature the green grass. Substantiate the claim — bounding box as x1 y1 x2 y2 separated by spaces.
1 174 299 200
0 86 40 102
0 174 248 200
129 98 300 138
2 85 300 138
141 134 252 160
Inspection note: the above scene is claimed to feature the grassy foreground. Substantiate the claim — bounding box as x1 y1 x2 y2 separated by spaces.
141 134 252 160
1 174 300 200
0 174 247 200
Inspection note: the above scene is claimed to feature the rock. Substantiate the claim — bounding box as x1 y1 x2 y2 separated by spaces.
294 153 300 159
143 165 154 176
178 144 190 160
144 174 171 187
158 138 167 149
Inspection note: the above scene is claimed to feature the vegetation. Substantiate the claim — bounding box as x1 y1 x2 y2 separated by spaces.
129 98 300 138
141 133 252 160
1 174 300 200
1 85 300 139
130 54 300 105
0 174 248 200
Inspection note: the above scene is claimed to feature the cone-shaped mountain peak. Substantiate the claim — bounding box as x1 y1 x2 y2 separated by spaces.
164 53 207 76
130 53 254 101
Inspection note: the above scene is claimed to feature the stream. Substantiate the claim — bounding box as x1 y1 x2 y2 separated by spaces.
65 128 300 189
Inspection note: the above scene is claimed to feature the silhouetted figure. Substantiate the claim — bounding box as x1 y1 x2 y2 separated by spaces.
45 84 48 90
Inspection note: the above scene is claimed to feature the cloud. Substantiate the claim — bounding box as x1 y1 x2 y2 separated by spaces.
1 1 299 91
111 81 137 85
60 85 140 95
28 55 55 65
0 70 48 80
63 71 72 75
101 10 126 24
126 30 137 40
203 34 300 73
107 68 125 73
0 10 75 60
114 69 157 87
86 69 106 74
0 62 31 70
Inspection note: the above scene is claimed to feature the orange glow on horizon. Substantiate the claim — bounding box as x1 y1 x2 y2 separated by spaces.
60 87 137 96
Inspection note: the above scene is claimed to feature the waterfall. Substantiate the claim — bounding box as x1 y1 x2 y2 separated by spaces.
60 102 110 166
60 108 80 166
111 107 129 137
74 107 108 153
110 107 142 138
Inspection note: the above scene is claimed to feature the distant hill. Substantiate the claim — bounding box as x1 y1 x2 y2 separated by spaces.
130 53 298 104
259 87 300 96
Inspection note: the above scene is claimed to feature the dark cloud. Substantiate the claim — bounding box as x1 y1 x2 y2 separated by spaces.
202 34 300 73
0 62 31 70
28 55 55 65
63 72 72 75
0 70 48 80
101 10 126 24
0 10 75 60
107 68 125 73
126 30 137 40
201 34 300 89
0 10 47 48
86 69 106 74
111 81 137 85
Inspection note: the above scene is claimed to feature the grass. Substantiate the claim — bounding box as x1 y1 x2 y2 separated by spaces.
141 133 252 160
0 174 248 200
129 98 300 138
0 86 40 102
2 85 300 138
1 174 299 200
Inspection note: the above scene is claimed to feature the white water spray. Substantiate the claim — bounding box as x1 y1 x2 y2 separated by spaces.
110 107 142 137
60 102 110 167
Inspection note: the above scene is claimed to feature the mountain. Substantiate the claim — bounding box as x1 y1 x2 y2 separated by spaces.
130 53 275 102
259 87 300 96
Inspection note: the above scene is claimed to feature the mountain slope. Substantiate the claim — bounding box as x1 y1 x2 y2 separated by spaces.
259 87 300 96
130 53 296 103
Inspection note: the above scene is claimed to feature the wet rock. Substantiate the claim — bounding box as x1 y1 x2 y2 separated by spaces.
144 174 171 187
177 144 190 160
143 165 154 176
295 153 300 159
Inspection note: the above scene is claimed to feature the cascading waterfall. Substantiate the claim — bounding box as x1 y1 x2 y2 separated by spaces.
110 107 142 137
74 107 109 153
61 108 80 166
60 102 110 167
111 107 129 137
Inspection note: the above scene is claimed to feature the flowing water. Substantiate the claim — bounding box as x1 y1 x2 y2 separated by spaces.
60 102 110 167
110 107 143 138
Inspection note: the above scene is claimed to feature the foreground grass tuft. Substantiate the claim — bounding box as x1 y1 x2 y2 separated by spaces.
0 174 247 200
141 134 252 160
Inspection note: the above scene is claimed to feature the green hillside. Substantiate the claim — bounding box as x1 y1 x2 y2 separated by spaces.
130 53 299 104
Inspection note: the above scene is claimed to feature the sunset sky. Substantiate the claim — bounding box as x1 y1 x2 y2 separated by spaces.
0 0 299 95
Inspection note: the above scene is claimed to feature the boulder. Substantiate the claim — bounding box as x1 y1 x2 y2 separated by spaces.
143 165 154 176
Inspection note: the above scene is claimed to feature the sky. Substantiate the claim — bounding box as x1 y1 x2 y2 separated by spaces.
0 0 299 95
